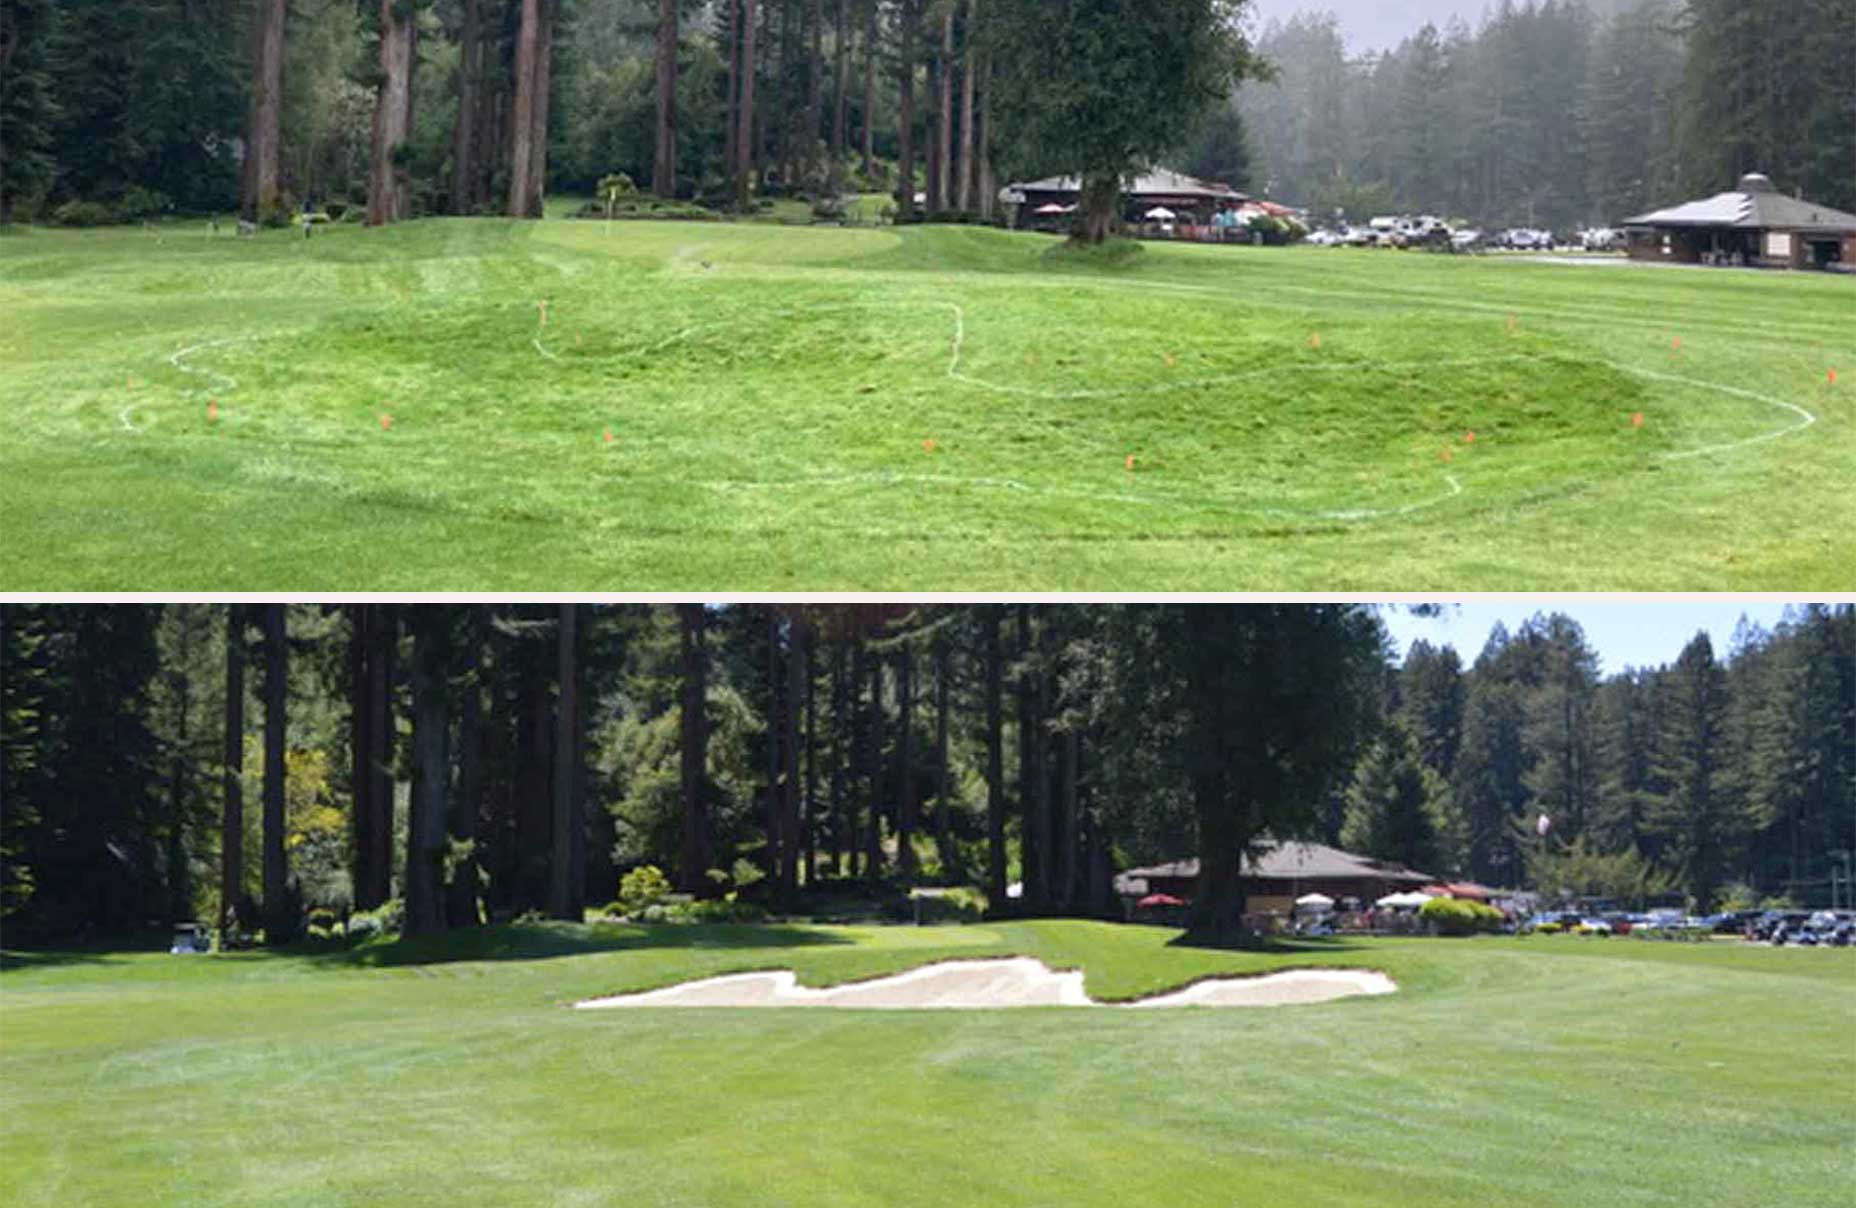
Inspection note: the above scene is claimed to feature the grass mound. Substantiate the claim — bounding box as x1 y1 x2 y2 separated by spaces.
1 219 1848 588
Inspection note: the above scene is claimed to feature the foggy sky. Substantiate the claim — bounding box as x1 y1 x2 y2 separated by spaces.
1246 0 1482 52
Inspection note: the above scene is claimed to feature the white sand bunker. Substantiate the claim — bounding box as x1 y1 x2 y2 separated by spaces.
573 957 1395 1011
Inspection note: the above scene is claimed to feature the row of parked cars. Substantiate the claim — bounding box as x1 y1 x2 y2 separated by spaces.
1524 908 1855 945
1305 219 1626 254
1742 910 1855 947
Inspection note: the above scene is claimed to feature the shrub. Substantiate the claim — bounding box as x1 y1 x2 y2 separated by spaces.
116 186 169 219
1420 896 1503 936
667 893 766 924
306 907 339 932
346 897 405 940
617 864 672 916
910 886 989 924
52 200 118 228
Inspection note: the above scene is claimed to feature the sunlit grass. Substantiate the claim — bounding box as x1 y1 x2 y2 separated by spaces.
2 921 1850 1207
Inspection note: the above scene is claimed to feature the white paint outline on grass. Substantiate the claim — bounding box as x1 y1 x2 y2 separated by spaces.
120 337 253 434
572 956 1396 1010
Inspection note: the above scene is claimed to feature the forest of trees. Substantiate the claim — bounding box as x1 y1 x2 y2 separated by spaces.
1236 0 1856 229
5 604 1849 947
4 2 1844 231
0 0 1247 227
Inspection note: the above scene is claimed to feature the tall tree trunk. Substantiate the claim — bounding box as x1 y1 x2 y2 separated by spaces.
932 634 960 881
764 611 783 884
896 646 917 881
1072 171 1120 245
653 0 678 197
365 607 396 910
831 638 849 877
985 607 1005 903
782 617 805 900
221 607 245 937
1015 605 1036 910
527 1 554 217
452 0 482 213
830 0 849 190
261 604 291 942
735 0 759 209
975 50 993 219
367 0 414 226
803 632 817 885
864 650 885 880
549 604 579 919
934 2 952 211
847 639 866 878
407 610 449 937
677 605 711 894
508 0 541 217
1060 725 1079 911
724 0 740 196
924 21 941 214
957 0 975 211
805 0 824 185
348 606 374 914
447 607 485 927
860 0 876 178
895 0 915 217
242 0 288 223
1029 622 1051 911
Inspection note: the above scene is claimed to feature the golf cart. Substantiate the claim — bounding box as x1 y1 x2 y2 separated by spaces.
169 922 211 954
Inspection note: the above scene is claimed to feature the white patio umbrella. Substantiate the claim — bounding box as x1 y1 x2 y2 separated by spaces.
1294 892 1335 910
1376 891 1432 909
1144 206 1177 220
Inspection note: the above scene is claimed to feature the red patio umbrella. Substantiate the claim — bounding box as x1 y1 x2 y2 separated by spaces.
1137 893 1186 909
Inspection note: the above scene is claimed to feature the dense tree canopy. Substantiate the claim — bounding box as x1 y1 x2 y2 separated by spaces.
5 604 1845 943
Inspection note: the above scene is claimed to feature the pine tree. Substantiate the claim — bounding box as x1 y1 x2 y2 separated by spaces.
1649 633 1741 911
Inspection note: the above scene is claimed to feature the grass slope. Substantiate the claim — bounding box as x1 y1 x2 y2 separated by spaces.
1 220 1851 588
2 921 1851 1207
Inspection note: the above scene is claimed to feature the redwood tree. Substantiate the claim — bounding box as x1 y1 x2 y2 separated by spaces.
652 0 679 196
677 604 711 893
220 606 244 936
366 0 416 225
241 0 288 223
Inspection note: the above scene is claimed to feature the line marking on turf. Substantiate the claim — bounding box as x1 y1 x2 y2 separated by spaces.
1616 365 1817 461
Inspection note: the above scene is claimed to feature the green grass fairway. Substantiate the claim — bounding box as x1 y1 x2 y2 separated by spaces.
1 220 1850 588
2 921 1851 1207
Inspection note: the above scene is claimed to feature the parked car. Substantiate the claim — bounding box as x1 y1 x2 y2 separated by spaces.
1574 918 1613 936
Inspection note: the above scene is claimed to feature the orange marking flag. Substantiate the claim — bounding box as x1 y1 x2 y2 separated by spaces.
380 414 392 431
1632 412 1645 429
207 400 218 423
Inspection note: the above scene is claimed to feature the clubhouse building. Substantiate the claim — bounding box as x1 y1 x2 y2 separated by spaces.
1001 168 1247 229
1622 173 1856 270
1114 839 1434 918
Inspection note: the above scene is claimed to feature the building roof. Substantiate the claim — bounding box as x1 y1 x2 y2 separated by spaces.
1011 167 1246 201
1114 840 1434 895
1624 174 1856 234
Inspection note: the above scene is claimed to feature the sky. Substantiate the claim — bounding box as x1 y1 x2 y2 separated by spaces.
1247 0 1479 52
1378 601 1821 675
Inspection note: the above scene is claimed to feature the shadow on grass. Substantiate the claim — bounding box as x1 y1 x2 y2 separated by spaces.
0 947 140 973
1165 932 1375 956
297 921 854 971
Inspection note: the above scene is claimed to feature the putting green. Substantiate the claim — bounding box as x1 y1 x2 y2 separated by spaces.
1 219 1848 588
